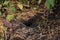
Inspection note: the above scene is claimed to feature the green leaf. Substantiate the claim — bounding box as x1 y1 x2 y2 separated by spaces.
50 0 55 7
45 0 55 10
23 0 28 4
45 0 51 10
6 14 14 21
10 6 16 12
0 0 4 2
38 0 41 4
9 3 16 12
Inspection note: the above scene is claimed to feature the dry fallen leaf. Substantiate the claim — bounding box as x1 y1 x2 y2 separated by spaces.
0 20 4 40
17 2 23 10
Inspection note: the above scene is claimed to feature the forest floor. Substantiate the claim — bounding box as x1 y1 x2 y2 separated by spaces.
0 0 60 40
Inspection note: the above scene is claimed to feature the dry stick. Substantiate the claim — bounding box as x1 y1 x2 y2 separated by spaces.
4 31 7 40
